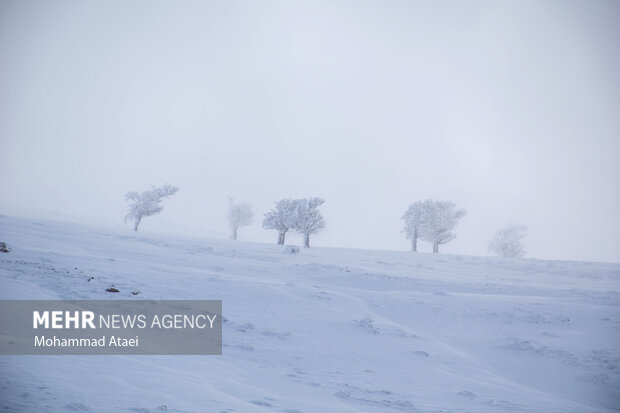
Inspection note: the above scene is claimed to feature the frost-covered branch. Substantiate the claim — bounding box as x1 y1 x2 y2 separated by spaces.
227 198 253 240
263 199 297 245
488 224 527 258
125 184 179 231
402 199 466 253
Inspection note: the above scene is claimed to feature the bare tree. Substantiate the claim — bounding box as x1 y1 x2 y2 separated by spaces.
293 197 325 248
401 201 428 252
263 199 296 244
227 198 253 240
418 200 466 253
488 224 527 258
125 184 179 231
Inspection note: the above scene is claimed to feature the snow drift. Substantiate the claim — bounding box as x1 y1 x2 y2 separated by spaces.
0 215 618 412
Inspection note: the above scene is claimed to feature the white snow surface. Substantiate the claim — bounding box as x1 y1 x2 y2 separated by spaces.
0 215 619 413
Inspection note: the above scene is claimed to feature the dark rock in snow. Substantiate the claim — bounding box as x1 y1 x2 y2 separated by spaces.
283 245 300 255
359 317 379 334
106 287 120 293
0 242 10 253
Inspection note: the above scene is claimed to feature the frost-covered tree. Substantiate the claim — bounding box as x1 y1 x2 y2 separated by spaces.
263 199 297 244
488 224 527 258
293 197 325 248
227 198 253 240
125 184 179 231
418 200 466 253
401 201 429 252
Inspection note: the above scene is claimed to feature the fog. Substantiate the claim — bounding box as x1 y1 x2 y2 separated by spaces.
1 0 619 262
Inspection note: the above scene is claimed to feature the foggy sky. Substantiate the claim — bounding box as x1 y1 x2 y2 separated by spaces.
1 0 619 262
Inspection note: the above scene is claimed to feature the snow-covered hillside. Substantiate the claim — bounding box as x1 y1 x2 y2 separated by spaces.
0 215 619 413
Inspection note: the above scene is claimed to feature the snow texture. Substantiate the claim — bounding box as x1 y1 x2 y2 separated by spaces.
0 215 619 413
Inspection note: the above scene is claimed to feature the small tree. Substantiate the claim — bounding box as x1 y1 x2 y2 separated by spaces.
419 200 466 253
263 199 296 244
227 198 253 240
401 201 428 252
125 184 179 231
293 197 325 248
488 224 527 258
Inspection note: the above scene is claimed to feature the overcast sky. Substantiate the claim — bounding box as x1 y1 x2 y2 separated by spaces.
1 0 619 262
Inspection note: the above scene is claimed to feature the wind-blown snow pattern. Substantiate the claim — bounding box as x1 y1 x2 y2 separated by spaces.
0 215 619 412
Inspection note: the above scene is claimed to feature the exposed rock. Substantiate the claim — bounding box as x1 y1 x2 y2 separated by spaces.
283 245 300 255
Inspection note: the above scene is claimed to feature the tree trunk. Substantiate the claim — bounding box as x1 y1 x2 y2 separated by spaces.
411 229 417 252
433 240 439 253
133 216 141 231
303 233 310 248
277 232 285 245
231 226 238 240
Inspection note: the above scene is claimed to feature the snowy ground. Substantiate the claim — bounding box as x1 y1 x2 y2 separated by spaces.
0 215 619 413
